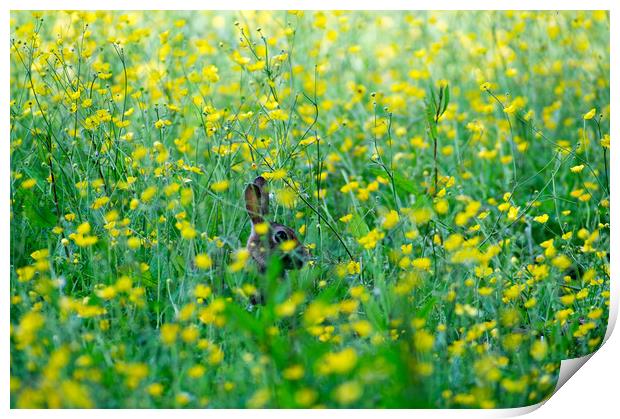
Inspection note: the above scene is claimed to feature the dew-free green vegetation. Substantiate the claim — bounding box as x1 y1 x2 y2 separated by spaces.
10 10 610 408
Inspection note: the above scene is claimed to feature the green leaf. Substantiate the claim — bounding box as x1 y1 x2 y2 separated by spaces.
425 103 438 138
172 254 186 277
346 212 370 239
429 84 438 111
23 196 56 229
362 297 388 329
368 167 421 197
440 84 450 117
225 303 266 339
139 268 157 289
392 171 420 196
438 85 444 111
265 255 284 282
416 295 437 320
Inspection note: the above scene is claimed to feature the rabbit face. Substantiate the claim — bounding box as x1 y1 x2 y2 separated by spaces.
244 176 310 271
269 223 310 269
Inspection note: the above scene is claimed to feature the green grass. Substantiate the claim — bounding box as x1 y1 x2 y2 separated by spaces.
10 10 610 408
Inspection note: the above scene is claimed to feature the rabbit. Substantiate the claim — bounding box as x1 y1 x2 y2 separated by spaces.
244 175 310 272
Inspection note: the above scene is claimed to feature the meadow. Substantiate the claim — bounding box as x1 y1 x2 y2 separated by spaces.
9 10 610 408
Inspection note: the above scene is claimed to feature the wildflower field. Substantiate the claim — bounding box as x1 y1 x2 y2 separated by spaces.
9 10 610 408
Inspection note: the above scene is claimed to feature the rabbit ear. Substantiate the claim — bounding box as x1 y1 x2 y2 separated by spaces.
252 176 269 217
245 183 264 225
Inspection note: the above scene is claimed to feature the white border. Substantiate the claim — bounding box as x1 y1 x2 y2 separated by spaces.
3 1 617 418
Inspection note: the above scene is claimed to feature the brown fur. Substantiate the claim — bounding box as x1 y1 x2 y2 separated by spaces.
244 176 310 271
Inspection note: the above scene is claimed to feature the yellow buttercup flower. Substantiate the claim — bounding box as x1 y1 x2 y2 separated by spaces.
195 253 213 269
210 180 229 193
381 210 399 230
533 214 549 224
583 108 596 120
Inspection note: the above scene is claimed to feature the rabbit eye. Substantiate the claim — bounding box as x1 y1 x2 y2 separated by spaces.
273 230 289 244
